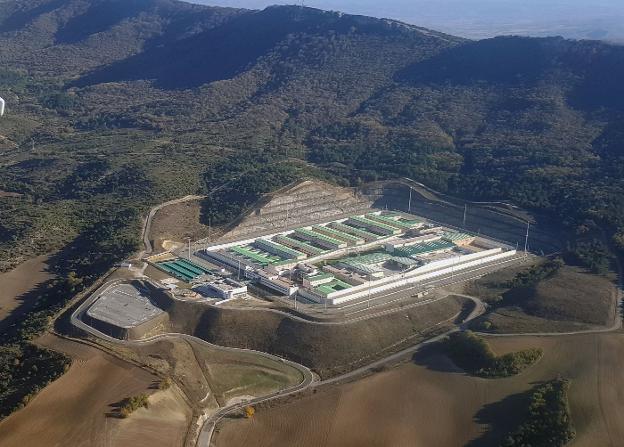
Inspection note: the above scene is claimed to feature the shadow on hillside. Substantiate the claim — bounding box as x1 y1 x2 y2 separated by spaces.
464 384 540 447
410 342 463 374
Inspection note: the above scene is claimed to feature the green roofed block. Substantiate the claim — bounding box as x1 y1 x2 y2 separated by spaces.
229 245 274 266
274 235 326 256
329 222 382 241
348 216 401 235
394 240 455 257
294 228 347 248
315 279 353 296
254 238 306 260
312 226 364 244
367 213 420 230
340 252 393 266
157 258 212 282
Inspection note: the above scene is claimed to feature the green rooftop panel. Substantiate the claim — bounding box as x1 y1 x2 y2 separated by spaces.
254 239 306 259
274 235 326 255
295 228 346 247
330 222 382 240
312 226 363 244
349 216 401 234
367 213 419 229
394 240 455 257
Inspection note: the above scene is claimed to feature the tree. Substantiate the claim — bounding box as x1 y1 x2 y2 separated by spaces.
244 405 255 418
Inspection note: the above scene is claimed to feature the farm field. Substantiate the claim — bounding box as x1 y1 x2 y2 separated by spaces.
0 254 54 329
0 334 191 447
214 333 624 447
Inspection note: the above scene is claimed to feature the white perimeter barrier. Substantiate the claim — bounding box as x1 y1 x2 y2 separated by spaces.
299 249 517 305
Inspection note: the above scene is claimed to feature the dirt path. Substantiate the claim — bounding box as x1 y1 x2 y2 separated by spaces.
0 334 191 447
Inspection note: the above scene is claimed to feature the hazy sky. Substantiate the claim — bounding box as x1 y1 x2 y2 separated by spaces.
191 0 624 41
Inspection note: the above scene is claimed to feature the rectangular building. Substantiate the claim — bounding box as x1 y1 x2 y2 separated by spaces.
293 228 348 250
312 225 365 246
254 238 307 260
347 216 402 236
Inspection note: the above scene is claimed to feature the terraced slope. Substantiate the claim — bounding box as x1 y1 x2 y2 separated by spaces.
222 180 371 240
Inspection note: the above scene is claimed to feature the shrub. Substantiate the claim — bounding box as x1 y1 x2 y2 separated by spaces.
244 406 255 418
119 394 149 418
158 377 172 390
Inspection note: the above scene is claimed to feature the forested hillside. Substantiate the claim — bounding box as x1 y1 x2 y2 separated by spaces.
1 0 624 274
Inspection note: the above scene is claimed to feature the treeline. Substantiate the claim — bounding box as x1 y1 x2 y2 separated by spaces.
565 240 612 274
502 378 575 447
507 258 563 289
445 331 542 378
0 208 141 419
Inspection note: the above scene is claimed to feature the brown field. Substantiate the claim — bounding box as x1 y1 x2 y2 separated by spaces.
214 332 624 447
0 254 54 329
149 200 214 253
0 334 192 447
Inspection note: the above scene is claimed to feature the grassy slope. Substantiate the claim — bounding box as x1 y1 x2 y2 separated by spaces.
165 295 468 378
468 263 617 333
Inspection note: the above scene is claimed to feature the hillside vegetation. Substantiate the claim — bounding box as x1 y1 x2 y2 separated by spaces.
1 1 624 275
469 259 617 333
444 331 542 378
502 378 575 447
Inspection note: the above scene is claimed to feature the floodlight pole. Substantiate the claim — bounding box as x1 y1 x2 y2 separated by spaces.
524 221 530 256
367 273 372 309
463 204 467 228
187 238 191 260
408 187 412 213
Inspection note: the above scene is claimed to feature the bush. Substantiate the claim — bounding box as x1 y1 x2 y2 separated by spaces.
119 394 149 418
244 405 255 418
158 377 172 390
